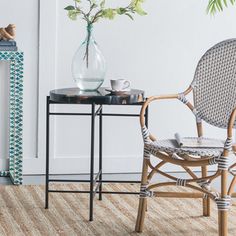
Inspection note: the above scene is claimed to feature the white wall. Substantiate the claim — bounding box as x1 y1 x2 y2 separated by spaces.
0 0 39 171
0 0 235 174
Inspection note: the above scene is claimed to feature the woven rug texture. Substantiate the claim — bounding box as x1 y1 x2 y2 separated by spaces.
0 184 236 236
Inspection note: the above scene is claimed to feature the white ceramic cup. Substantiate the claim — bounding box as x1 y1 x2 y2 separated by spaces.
110 79 131 91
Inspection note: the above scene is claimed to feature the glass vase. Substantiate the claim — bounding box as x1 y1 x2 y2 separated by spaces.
72 24 106 91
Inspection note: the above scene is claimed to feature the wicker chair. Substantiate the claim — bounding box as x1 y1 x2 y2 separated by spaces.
135 39 236 236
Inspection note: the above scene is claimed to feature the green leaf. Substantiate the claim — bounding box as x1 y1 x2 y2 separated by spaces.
68 10 79 20
216 0 223 10
125 13 134 20
116 8 127 15
64 5 75 11
102 8 117 20
100 0 106 9
207 0 236 14
133 3 147 16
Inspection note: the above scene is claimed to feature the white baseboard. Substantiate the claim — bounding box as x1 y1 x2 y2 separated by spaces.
23 155 218 175
0 159 8 170
23 156 143 175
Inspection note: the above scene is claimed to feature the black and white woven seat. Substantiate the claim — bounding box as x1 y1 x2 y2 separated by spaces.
148 137 224 158
135 39 236 236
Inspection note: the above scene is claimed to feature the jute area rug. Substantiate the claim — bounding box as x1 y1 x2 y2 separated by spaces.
0 183 236 236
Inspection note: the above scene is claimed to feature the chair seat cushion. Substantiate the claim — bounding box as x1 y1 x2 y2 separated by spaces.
147 137 224 158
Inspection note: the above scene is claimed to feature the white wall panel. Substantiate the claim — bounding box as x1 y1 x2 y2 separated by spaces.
0 0 39 172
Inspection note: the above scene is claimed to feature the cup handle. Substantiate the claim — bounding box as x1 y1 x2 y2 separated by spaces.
122 81 130 90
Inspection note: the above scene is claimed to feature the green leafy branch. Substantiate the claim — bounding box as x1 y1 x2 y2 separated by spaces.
64 0 147 25
65 0 146 68
207 0 236 14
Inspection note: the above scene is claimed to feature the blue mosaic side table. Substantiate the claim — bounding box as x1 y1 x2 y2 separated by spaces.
0 51 24 185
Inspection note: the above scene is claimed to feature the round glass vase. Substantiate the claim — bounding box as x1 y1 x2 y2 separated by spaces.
72 24 106 91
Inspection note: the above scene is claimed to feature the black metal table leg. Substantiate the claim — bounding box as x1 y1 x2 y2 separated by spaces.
45 96 50 209
145 105 149 128
99 106 103 200
89 103 95 221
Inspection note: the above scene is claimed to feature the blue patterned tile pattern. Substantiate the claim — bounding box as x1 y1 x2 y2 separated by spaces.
0 51 24 185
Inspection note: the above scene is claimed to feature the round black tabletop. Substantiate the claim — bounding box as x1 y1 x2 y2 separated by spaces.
50 87 145 105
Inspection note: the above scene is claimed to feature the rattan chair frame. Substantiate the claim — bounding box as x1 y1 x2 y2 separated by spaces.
135 85 236 236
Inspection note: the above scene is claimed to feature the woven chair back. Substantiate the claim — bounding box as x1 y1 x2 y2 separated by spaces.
192 39 236 129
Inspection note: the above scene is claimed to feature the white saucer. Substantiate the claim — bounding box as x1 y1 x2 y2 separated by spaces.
105 88 131 94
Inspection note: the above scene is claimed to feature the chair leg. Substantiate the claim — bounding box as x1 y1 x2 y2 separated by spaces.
135 197 147 232
135 157 149 233
218 170 228 236
218 211 228 236
202 166 210 216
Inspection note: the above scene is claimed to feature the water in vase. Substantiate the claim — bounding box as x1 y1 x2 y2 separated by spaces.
75 78 104 91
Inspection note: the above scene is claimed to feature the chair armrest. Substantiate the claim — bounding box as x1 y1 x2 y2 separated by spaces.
227 107 236 138
227 108 236 153
140 87 192 142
